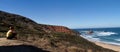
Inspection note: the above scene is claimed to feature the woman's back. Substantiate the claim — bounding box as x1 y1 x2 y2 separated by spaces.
6 26 17 39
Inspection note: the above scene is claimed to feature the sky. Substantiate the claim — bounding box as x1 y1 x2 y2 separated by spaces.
0 0 120 28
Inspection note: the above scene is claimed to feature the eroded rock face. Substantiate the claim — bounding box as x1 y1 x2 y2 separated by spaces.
41 25 79 35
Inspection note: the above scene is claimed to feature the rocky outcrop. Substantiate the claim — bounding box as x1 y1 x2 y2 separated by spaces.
41 25 79 35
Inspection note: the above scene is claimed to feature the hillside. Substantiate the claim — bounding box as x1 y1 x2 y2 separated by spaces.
0 11 116 52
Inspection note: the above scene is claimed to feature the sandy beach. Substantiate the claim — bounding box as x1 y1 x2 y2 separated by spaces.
94 41 120 52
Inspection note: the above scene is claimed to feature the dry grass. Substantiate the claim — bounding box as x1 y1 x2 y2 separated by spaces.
0 11 116 52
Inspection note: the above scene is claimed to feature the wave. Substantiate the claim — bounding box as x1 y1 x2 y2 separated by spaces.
80 34 120 46
115 39 120 41
79 30 120 46
96 31 117 36
79 31 118 42
80 35 100 42
81 35 120 46
80 31 117 36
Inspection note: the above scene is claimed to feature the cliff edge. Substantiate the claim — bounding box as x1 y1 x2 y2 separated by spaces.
0 11 116 52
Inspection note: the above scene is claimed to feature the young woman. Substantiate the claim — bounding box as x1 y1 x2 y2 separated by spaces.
6 26 17 39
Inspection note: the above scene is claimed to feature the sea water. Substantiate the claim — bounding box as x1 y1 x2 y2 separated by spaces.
74 27 120 46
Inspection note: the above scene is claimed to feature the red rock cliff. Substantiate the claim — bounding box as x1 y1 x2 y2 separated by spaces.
41 25 79 35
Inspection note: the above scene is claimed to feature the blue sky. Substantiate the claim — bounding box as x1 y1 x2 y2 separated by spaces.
0 0 120 28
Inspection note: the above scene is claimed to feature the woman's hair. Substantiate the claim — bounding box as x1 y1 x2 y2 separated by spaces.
10 26 14 29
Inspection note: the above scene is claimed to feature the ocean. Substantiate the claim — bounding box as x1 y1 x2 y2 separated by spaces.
74 27 120 46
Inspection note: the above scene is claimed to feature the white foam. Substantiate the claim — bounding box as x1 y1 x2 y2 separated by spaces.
79 31 120 46
95 31 117 36
81 35 120 46
115 39 120 41
80 35 100 42
80 31 117 36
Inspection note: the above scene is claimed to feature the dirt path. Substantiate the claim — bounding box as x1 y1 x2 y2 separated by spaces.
0 38 26 46
0 38 49 52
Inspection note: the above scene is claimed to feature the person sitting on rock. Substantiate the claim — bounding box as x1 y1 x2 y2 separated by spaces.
6 26 17 39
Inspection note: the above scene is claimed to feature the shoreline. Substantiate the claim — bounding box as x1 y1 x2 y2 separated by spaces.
80 35 120 51
93 41 120 52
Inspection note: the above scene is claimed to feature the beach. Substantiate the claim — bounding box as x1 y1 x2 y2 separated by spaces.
94 41 120 52
76 28 120 52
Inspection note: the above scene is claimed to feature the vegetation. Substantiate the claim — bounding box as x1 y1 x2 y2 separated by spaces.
0 11 116 52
